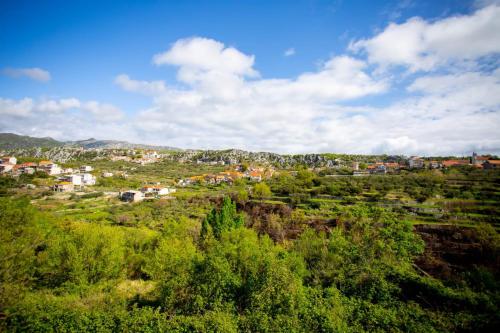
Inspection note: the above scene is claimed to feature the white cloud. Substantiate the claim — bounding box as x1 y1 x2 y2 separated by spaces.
0 97 128 142
153 37 258 78
3 24 500 155
3 67 51 82
284 48 295 57
111 36 500 155
114 74 167 95
0 97 123 121
349 4 500 72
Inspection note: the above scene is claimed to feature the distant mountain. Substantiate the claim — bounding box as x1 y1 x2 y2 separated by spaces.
0 133 64 149
0 133 180 151
66 138 180 150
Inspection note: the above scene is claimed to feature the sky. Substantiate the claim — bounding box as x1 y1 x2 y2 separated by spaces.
1 0 499 156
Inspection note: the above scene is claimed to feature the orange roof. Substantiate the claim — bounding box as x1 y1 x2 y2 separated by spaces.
442 160 469 167
18 162 37 167
486 160 500 165
38 160 52 165
384 162 399 167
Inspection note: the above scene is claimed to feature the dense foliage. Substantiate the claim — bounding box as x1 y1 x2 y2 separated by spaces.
1 192 498 332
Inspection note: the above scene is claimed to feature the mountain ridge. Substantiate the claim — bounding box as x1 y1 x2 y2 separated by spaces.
0 133 180 151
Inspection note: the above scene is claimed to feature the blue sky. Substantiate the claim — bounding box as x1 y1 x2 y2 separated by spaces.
1 0 499 155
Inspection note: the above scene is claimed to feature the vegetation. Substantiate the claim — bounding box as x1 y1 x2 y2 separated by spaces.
0 155 499 332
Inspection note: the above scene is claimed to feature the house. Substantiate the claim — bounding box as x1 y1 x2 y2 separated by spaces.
442 160 469 168
80 165 93 172
143 150 159 159
141 185 175 197
52 182 74 192
120 190 144 202
58 174 82 186
102 172 114 177
471 152 489 165
62 168 74 174
15 162 37 174
38 161 62 175
1 156 17 165
369 164 386 174
429 161 441 169
483 160 500 169
248 170 263 182
0 164 14 173
352 162 359 171
80 173 96 185
384 162 399 170
408 157 424 169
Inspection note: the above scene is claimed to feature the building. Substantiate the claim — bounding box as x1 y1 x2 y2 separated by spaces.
120 190 144 202
1 156 17 165
384 162 400 171
471 152 489 165
483 160 500 169
442 160 469 168
0 164 14 173
14 162 37 174
80 165 93 172
38 161 62 175
408 157 424 169
429 161 441 169
52 182 74 192
352 162 359 171
143 151 159 159
141 185 175 197
80 173 96 185
58 174 82 186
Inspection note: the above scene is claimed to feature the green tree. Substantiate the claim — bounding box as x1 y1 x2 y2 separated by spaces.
253 182 271 200
201 197 244 240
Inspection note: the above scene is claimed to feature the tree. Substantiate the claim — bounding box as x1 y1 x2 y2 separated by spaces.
253 182 271 200
201 197 244 240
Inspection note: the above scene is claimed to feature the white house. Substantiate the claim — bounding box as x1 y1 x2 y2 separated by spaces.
0 164 14 173
80 165 93 172
52 182 74 192
141 186 175 197
1 156 17 165
408 157 424 169
120 190 144 202
80 173 96 185
102 172 113 177
59 174 82 186
38 161 62 175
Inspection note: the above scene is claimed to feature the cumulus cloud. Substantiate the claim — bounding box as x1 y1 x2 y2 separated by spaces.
349 4 500 72
284 48 295 57
112 35 499 155
115 74 167 95
3 67 51 82
0 97 126 141
0 97 123 120
3 5 500 155
153 37 259 78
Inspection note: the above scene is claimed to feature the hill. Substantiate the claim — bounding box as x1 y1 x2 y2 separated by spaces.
0 133 180 151
0 133 64 149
